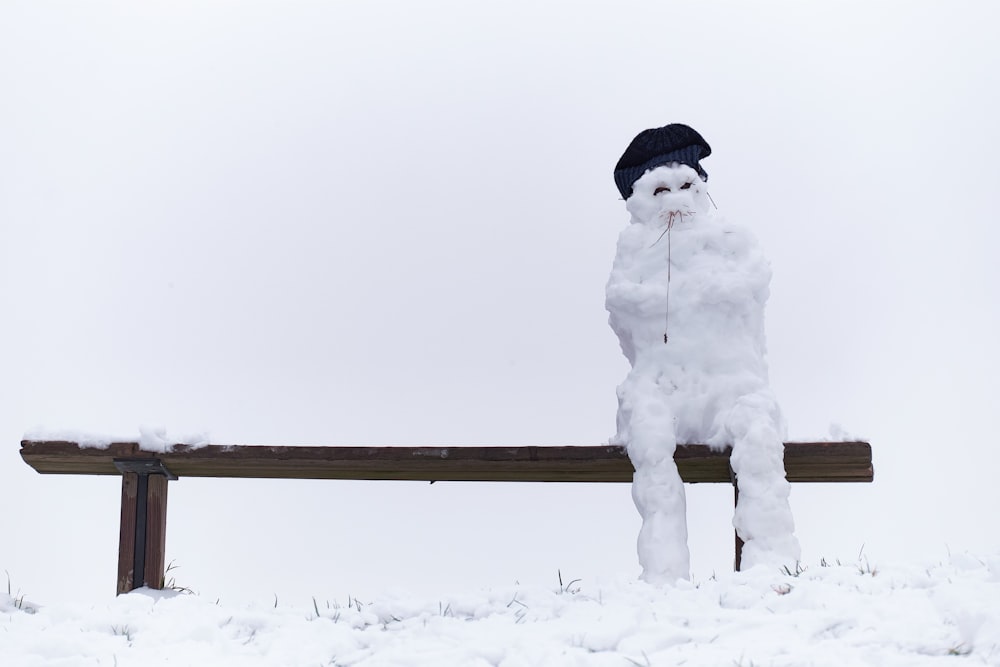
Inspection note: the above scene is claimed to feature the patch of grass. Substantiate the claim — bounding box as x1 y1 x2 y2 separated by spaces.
307 598 346 623
818 549 877 576
856 546 878 576
857 558 878 576
625 651 651 666
947 643 972 656
110 625 134 643
506 592 528 624
5 570 35 613
781 562 806 577
557 570 581 595
161 560 195 594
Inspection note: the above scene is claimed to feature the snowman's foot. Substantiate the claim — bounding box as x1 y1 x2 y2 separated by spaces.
737 534 802 573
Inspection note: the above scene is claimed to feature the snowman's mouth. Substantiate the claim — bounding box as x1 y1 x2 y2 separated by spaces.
659 208 695 227
649 209 695 248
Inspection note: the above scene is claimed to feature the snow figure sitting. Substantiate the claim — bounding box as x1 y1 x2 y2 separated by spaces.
606 123 800 584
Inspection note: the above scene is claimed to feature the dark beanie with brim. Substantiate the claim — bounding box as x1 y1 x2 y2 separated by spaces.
614 124 712 200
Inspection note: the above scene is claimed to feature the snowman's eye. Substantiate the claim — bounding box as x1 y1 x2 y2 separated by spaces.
654 186 671 195
680 182 692 190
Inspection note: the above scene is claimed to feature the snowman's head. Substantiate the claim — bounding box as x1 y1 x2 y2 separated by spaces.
625 163 712 227
614 123 711 200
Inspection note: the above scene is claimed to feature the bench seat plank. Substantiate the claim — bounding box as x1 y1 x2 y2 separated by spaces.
20 441 873 483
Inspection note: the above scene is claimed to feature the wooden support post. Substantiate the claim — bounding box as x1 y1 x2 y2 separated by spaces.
116 472 139 594
730 463 743 572
114 459 175 595
733 481 743 572
144 474 169 589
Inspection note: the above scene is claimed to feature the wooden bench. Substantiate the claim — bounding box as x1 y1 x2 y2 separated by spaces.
20 439 873 594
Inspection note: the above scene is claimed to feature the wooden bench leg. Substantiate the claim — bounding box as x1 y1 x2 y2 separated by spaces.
734 481 743 571
730 464 743 571
114 460 174 595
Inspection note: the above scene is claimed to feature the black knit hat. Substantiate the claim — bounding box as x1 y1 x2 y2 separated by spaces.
614 123 712 200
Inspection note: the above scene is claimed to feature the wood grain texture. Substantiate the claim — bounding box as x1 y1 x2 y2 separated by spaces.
144 474 168 590
20 441 873 483
116 472 138 595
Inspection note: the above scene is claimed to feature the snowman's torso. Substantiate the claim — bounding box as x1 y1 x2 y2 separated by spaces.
606 167 780 447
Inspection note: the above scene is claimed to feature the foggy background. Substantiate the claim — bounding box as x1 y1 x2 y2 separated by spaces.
2 1 998 604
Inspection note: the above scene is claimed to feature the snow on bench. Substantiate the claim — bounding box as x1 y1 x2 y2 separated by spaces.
19 439 873 594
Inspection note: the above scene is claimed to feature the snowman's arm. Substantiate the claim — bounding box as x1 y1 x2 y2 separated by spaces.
694 244 773 307
605 273 670 317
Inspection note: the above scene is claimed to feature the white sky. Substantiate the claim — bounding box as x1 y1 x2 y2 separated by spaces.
2 1 999 604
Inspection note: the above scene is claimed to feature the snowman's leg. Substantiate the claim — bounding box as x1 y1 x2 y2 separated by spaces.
624 385 690 583
727 395 801 570
631 460 690 583
617 369 691 583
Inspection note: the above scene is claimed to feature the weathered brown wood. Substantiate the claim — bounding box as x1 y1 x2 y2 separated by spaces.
734 483 743 572
115 469 169 594
144 474 169 590
20 441 873 484
116 472 139 595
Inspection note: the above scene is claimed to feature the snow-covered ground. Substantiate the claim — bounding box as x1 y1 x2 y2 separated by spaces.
4 553 998 666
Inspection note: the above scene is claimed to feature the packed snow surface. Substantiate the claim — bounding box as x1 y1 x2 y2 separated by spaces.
607 164 799 583
2 554 999 666
21 426 210 452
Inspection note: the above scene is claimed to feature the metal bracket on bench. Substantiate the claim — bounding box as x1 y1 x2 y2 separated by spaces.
113 458 178 480
113 458 176 594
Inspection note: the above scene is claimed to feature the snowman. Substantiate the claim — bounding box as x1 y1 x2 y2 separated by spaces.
606 124 800 583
